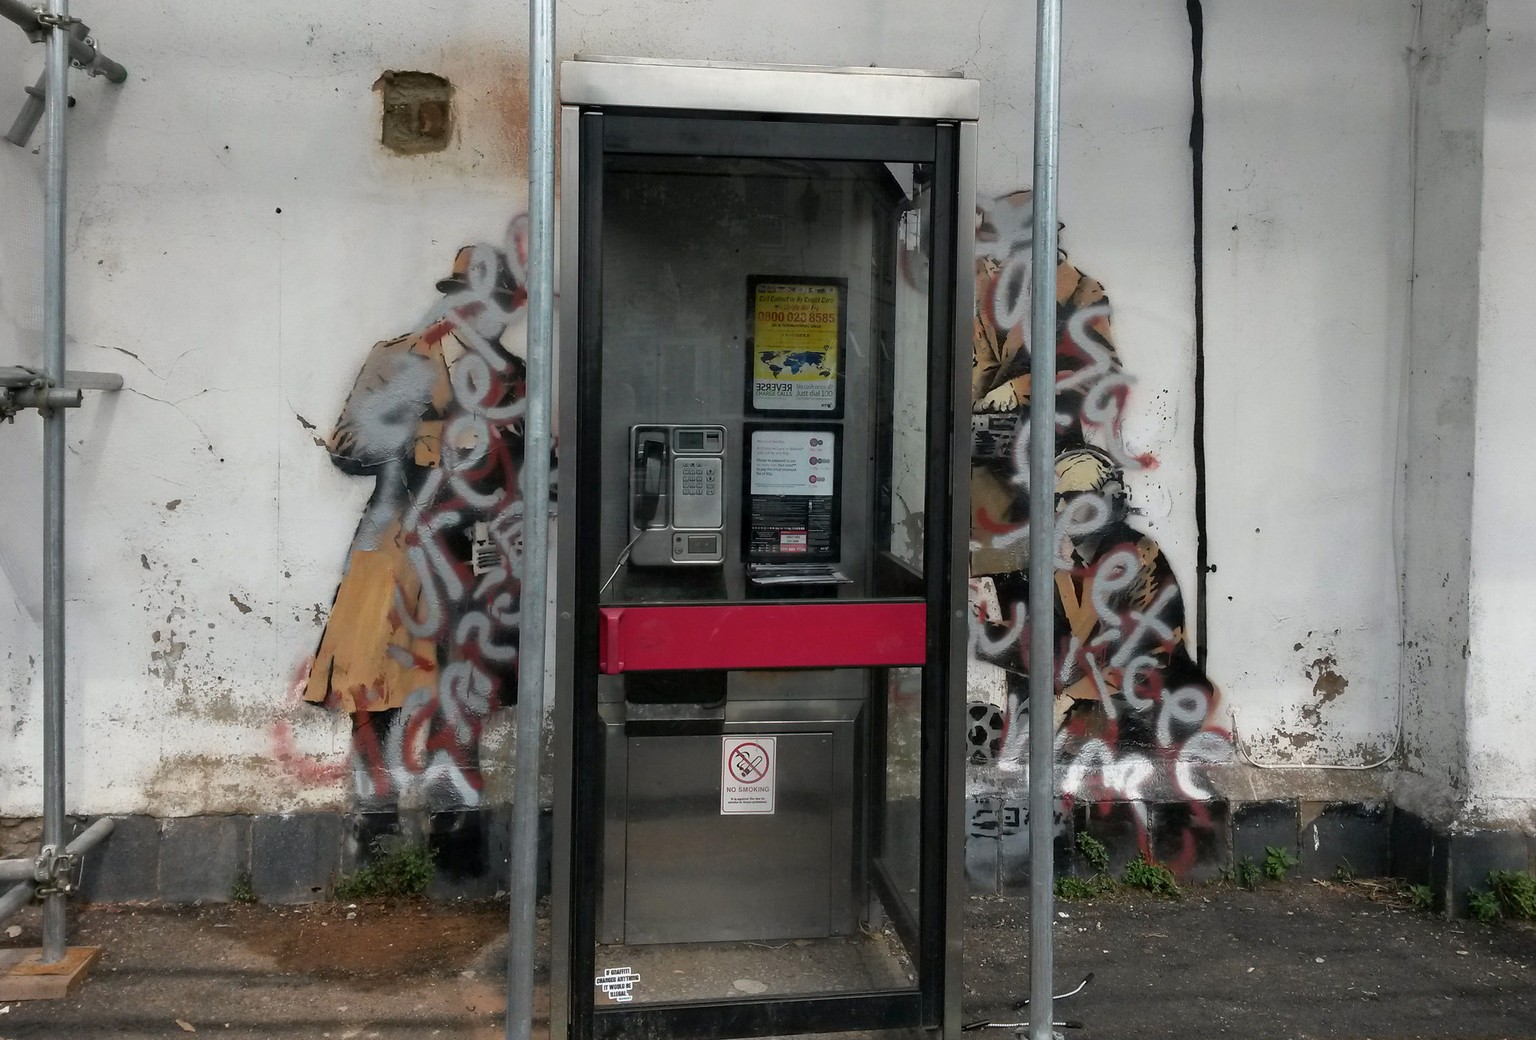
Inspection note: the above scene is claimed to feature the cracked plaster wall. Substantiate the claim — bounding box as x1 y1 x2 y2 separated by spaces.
0 0 1215 818
1393 0 1485 823
0 1 536 816
1203 1 1414 768
0 24 47 808
1462 0 1536 828
0 0 1524 824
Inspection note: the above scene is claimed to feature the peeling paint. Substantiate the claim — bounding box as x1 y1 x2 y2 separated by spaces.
1305 653 1350 704
148 631 189 688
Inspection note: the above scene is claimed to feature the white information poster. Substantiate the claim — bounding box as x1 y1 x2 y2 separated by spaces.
748 429 835 496
720 736 776 815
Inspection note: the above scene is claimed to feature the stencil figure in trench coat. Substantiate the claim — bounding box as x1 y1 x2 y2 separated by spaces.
967 193 1225 797
305 233 530 807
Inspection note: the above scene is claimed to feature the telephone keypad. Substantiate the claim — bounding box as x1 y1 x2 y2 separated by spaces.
671 456 724 534
677 459 711 498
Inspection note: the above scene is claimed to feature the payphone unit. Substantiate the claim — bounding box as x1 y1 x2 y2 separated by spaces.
553 57 977 1040
628 424 727 566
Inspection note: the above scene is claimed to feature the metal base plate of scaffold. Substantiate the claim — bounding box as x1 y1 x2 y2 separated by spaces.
0 946 101 1000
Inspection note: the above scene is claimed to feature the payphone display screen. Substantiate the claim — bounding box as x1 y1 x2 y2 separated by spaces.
744 424 842 561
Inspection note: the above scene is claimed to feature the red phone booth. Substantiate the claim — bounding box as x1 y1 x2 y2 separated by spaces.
551 56 978 1040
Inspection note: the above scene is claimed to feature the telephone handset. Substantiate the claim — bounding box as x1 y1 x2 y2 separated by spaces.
633 433 666 530
627 424 726 566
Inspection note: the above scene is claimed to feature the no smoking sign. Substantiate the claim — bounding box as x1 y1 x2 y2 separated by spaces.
721 736 776 815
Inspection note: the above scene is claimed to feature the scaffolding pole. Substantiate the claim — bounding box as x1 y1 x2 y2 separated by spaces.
505 0 555 1033
1026 0 1063 1038
39 0 73 965
0 2 123 967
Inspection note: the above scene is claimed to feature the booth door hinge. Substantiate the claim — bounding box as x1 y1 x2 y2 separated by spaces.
31 843 83 896
899 207 923 253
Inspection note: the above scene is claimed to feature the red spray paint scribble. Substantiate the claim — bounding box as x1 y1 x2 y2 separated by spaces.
270 657 349 788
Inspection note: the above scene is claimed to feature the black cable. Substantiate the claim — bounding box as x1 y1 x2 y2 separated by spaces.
1187 0 1210 666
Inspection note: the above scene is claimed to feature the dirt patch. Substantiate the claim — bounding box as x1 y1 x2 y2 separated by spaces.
0 899 527 1040
237 900 507 982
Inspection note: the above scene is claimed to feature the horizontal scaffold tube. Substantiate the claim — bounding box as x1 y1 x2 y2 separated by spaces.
0 0 127 82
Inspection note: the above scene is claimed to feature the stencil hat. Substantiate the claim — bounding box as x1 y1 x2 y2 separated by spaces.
1055 446 1125 503
436 244 523 310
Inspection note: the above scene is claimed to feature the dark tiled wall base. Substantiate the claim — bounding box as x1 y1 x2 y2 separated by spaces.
1302 803 1390 880
76 814 163 902
160 815 252 903
1231 800 1298 869
66 809 550 905
971 798 1532 920
1389 806 1535 915
1447 830 1535 915
968 798 1234 892
15 802 1531 919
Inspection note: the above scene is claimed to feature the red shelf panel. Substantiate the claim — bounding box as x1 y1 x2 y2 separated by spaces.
598 601 928 674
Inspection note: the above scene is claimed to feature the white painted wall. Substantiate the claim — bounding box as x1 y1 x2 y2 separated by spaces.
1394 0 1484 822
2 0 1524 826
0 2 534 815
1465 0 1536 828
1 25 54 810
1203 1 1414 766
0 0 1209 817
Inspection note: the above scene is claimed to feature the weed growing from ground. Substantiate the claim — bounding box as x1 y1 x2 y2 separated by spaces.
1468 888 1501 923
1332 859 1357 882
1055 876 1095 900
1217 857 1261 890
1401 882 1435 911
1489 870 1536 919
1263 845 1298 882
1054 833 1120 901
1055 874 1119 901
334 839 435 900
1122 854 1181 898
1236 858 1261 889
231 870 256 904
1076 833 1110 874
1466 870 1536 923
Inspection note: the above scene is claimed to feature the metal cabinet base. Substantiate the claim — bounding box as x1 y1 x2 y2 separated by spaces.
599 697 861 945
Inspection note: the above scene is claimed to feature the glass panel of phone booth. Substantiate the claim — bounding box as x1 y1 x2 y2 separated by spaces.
592 153 935 1007
598 155 929 605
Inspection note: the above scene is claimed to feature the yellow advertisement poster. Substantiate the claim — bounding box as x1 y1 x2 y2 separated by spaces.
750 278 844 413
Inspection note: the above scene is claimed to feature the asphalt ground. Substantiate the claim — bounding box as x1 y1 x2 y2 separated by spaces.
0 878 1532 1039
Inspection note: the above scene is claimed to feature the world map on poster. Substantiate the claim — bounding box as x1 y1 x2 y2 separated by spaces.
757 349 833 379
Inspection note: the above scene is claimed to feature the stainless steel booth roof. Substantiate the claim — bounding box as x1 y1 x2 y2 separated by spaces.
560 55 981 121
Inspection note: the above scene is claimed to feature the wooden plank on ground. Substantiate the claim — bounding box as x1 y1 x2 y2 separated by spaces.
0 946 102 1000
